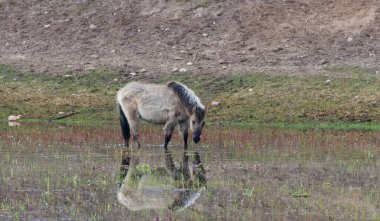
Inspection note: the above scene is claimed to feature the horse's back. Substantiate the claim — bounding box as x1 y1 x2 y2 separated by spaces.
117 82 179 124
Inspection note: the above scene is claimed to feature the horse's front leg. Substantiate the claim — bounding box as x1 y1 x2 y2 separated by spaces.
163 120 176 150
179 121 189 149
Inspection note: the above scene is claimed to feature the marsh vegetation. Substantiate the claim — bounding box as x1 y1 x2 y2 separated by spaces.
1 122 379 220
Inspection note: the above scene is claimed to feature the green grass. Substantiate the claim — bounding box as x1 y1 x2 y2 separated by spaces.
1 64 379 129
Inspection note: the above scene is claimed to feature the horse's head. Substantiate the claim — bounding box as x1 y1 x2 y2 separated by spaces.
189 106 206 143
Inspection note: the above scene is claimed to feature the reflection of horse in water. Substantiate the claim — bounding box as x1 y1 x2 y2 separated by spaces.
117 149 207 211
117 81 206 149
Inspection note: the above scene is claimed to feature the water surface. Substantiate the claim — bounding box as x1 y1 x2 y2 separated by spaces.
0 122 379 220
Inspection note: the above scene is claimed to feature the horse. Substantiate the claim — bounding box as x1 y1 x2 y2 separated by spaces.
116 81 206 149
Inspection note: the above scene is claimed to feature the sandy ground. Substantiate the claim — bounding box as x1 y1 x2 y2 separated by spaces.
0 0 379 76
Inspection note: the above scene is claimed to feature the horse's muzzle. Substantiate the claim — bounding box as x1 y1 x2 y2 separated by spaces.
193 136 200 143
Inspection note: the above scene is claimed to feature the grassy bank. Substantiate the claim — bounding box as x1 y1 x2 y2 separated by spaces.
1 65 379 128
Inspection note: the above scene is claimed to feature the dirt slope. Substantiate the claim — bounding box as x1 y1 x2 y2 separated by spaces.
0 0 379 75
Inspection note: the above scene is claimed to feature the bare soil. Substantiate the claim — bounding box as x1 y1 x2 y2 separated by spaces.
0 0 379 76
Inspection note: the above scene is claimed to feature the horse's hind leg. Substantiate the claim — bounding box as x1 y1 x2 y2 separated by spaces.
163 120 176 150
125 110 140 148
179 121 189 149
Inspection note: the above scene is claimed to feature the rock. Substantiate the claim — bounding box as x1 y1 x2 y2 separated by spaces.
272 46 284 52
186 62 193 66
179 68 188 73
319 59 329 65
129 72 137 76
8 115 22 121
202 33 208 37
113 78 118 82
89 24 97 29
174 56 183 60
219 59 228 64
325 79 331 84
347 37 353 42
211 101 220 106
44 24 51 28
222 65 227 69
172 67 179 72
248 88 253 92
139 68 147 73
58 112 65 115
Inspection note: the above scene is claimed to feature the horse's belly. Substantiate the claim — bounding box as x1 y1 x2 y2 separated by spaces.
138 108 169 124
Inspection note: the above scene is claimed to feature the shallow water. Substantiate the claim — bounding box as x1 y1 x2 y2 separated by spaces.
0 122 380 220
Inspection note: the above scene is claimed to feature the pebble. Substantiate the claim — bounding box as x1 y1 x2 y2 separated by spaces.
347 37 353 42
186 62 193 66
129 72 137 76
89 24 97 29
325 79 331 84
211 101 220 106
139 68 147 73
179 68 188 73
172 67 179 72
248 88 253 92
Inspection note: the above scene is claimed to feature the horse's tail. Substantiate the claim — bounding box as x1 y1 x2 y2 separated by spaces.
118 102 130 145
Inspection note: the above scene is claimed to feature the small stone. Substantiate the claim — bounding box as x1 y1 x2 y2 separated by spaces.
174 57 183 60
248 88 253 92
58 112 65 115
44 24 50 28
111 49 116 53
113 78 118 82
219 59 228 64
202 33 208 37
172 67 179 72
325 79 331 84
89 24 97 29
319 59 329 65
64 74 71 77
186 62 193 66
179 68 188 73
139 68 147 73
222 65 227 69
129 72 137 76
211 101 220 106
347 37 353 42
272 46 284 52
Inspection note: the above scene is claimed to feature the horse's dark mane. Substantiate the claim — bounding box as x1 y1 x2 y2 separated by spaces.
167 82 205 116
